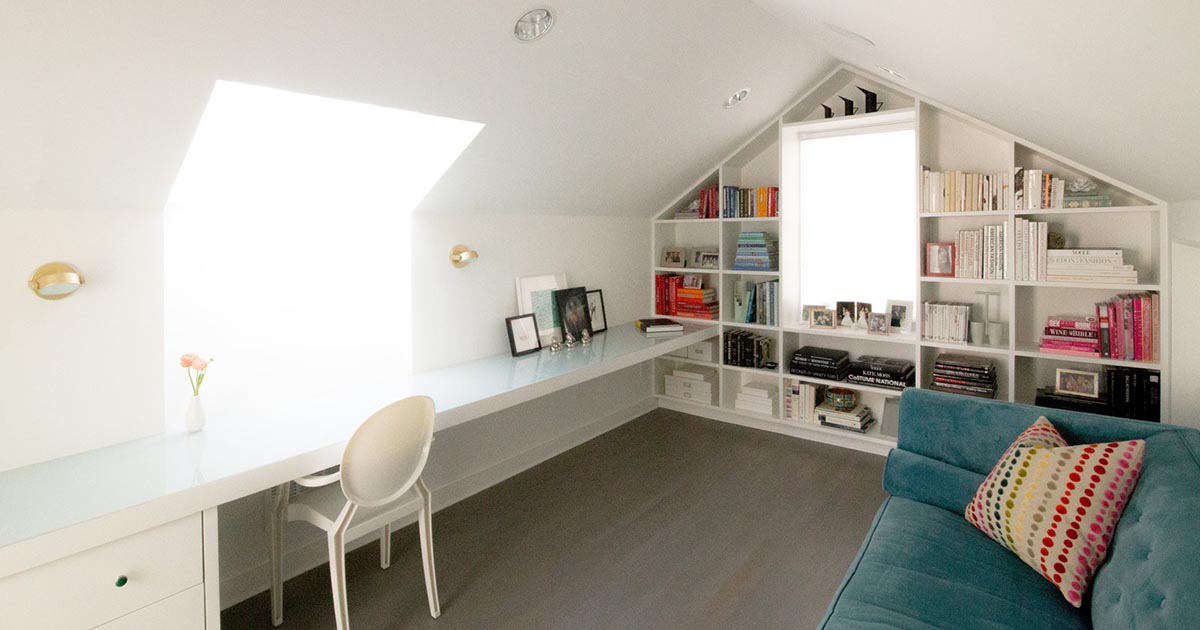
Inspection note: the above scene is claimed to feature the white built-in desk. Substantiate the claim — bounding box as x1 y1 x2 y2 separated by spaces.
0 322 716 628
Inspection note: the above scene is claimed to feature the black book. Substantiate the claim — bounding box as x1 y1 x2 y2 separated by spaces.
934 353 996 372
794 346 850 363
1036 388 1112 415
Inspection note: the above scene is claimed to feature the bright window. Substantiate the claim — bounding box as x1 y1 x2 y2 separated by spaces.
163 81 482 427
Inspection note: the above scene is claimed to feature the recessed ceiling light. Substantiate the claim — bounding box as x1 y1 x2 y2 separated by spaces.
824 22 875 47
877 65 907 80
514 8 554 42
723 88 751 109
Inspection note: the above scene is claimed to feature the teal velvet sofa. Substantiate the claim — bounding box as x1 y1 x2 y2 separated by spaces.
820 388 1200 629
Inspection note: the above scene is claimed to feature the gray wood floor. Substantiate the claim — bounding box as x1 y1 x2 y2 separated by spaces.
222 409 887 630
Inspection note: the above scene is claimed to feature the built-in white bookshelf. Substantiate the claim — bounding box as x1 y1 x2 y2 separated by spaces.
651 64 1170 455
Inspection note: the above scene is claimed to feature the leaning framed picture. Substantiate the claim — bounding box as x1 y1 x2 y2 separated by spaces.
810 308 837 329
661 247 687 268
554 286 593 342
516 273 567 345
506 313 542 357
885 300 913 332
1055 368 1100 399
585 289 608 334
926 242 956 277
866 312 890 335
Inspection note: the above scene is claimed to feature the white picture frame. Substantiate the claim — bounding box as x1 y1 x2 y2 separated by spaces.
516 273 567 345
885 300 913 332
1055 368 1100 399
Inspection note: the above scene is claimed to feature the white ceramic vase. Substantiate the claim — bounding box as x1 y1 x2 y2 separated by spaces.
186 396 206 433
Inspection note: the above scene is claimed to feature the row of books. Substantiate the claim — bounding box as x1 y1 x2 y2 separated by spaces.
674 184 721 219
735 382 778 416
1044 248 1137 285
1014 168 1065 210
1013 218 1049 281
789 346 849 381
731 231 778 271
1039 293 1159 361
654 275 719 320
845 356 915 391
921 302 972 344
782 381 826 424
731 279 778 326
921 168 1012 213
723 186 779 218
1034 367 1159 421
723 329 775 369
951 224 1008 279
816 402 876 433
928 353 997 399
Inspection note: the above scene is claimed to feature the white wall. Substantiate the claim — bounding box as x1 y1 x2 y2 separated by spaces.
0 209 163 472
1170 200 1200 428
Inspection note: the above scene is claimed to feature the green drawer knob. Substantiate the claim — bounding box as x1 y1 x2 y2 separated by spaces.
115 575 128 588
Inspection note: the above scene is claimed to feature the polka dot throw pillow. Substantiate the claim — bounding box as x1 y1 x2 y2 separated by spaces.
965 416 1145 607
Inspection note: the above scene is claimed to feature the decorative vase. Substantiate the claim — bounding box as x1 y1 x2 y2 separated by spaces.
186 396 206 433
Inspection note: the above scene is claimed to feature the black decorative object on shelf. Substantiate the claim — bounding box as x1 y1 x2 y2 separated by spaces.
858 87 882 113
822 104 834 119
840 96 857 116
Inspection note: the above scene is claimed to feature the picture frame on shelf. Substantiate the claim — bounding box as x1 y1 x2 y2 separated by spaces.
682 274 705 289
585 289 607 334
554 286 593 342
855 303 872 326
662 247 687 268
926 242 956 277
516 273 567 345
505 313 542 357
835 301 857 327
885 300 913 332
801 304 825 326
692 250 720 269
810 308 837 329
1055 368 1100 399
866 312 890 335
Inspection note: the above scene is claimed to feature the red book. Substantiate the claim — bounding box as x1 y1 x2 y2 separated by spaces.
1110 301 1122 360
1041 339 1100 351
1132 295 1143 361
1141 294 1152 361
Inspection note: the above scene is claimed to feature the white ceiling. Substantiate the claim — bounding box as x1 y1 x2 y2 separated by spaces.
0 1 831 216
752 0 1200 203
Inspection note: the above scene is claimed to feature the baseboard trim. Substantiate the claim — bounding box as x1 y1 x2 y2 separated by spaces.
219 395 657 608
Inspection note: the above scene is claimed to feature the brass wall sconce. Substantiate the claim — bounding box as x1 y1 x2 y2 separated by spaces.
449 244 479 268
29 262 86 300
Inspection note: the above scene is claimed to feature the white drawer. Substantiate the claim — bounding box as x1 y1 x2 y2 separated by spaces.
686 341 715 362
0 514 203 630
94 583 205 630
664 375 712 392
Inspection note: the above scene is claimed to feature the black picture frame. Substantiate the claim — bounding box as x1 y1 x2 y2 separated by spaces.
554 286 593 342
506 313 542 357
585 289 607 334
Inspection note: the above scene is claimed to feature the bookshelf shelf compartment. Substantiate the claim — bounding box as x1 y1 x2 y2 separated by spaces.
1014 205 1159 216
920 211 1009 218
784 325 919 346
919 340 1010 356
920 277 1010 285
786 374 905 399
1013 345 1161 370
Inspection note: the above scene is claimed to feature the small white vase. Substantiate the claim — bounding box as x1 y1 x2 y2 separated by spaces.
186 396 206 433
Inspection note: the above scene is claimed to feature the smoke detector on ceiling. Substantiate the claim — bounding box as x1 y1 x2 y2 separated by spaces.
723 88 751 109
514 8 554 42
823 22 875 47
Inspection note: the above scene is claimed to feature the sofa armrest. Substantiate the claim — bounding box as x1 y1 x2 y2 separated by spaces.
883 449 984 515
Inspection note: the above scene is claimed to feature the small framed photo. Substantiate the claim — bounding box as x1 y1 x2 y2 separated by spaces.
1055 368 1100 399
662 247 687 268
516 272 567 345
554 286 593 342
585 289 607 334
800 304 825 326
855 302 872 324
926 242 956 277
682 274 705 289
885 300 913 332
506 313 542 357
866 312 890 335
693 251 720 269
810 308 837 329
835 301 857 327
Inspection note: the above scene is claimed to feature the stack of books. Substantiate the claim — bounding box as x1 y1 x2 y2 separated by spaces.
1040 316 1101 357
654 275 682 316
929 353 998 399
789 346 849 381
731 279 778 326
816 401 875 433
723 329 775 369
674 286 718 320
921 302 972 344
722 186 779 218
1062 191 1112 209
953 224 1009 279
783 380 826 425
846 356 915 391
735 382 778 416
1013 218 1050 281
921 168 1011 213
1045 249 1137 285
731 232 778 271
674 184 720 219
1035 367 1160 421
635 318 683 335
1015 167 1065 210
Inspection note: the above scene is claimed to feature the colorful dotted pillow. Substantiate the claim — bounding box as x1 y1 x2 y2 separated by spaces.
965 416 1145 607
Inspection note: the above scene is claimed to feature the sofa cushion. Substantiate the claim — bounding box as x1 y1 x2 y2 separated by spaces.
821 496 1089 630
965 416 1145 607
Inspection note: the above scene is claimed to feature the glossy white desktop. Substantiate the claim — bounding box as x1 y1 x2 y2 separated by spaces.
0 322 717 629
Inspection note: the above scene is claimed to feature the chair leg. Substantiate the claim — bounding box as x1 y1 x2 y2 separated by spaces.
328 526 351 630
416 479 441 618
269 483 290 627
379 523 392 570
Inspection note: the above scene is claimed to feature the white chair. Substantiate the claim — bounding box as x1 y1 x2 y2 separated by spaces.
268 396 441 629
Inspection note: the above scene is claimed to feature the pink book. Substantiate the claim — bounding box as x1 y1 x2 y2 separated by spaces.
1132 295 1143 361
1044 317 1099 330
1041 340 1100 351
1039 347 1101 358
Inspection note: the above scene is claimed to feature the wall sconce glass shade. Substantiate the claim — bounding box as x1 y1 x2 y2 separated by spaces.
28 262 85 300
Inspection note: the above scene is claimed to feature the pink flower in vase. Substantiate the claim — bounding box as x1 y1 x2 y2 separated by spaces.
192 358 209 371
180 353 199 368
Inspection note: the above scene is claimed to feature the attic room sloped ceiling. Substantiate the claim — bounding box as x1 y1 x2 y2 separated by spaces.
752 0 1200 204
1 0 831 217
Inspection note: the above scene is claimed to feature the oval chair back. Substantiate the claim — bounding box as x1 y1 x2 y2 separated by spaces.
339 395 436 508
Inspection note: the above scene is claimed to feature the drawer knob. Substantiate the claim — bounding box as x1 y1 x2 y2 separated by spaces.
115 575 128 588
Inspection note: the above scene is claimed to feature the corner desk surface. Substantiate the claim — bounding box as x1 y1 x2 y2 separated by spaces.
0 323 717 575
